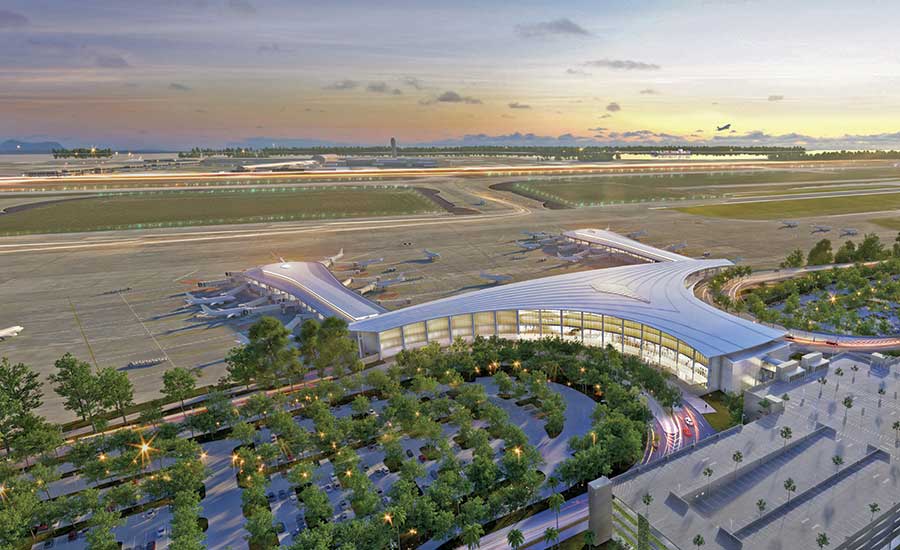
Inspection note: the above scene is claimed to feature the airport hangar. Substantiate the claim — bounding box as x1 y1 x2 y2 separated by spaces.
235 229 787 394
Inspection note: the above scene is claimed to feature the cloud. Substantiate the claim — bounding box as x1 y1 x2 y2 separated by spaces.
400 77 425 90
227 0 256 15
586 59 661 71
639 88 660 95
95 54 130 69
566 68 591 76
587 127 607 132
169 82 191 91
515 18 590 39
0 10 28 29
606 102 621 112
323 79 360 90
421 91 482 105
508 102 531 109
768 94 785 101
366 82 402 95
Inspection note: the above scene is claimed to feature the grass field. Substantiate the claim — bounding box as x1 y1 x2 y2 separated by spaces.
505 167 900 208
700 391 738 432
675 191 900 220
0 187 439 234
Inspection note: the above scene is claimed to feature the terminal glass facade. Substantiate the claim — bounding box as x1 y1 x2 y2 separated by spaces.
375 309 710 388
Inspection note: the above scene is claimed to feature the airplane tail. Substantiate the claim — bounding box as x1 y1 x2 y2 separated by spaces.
200 304 215 316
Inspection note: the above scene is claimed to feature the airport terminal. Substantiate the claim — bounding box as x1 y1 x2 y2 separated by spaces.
220 229 793 394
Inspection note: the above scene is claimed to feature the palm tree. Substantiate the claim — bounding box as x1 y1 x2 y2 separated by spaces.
870 502 881 522
693 534 705 548
780 426 793 448
506 528 524 550
842 395 854 420
756 498 766 518
816 532 830 548
462 523 484 550
850 364 859 383
732 451 744 471
543 527 559 549
784 478 796 502
702 466 714 492
817 377 827 399
642 493 653 519
893 421 900 444
832 454 843 473
548 493 564 531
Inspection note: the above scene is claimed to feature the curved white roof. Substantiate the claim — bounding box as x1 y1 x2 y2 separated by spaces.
243 262 386 321
349 259 783 358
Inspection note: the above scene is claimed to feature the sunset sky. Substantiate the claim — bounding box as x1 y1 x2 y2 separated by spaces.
3 0 900 149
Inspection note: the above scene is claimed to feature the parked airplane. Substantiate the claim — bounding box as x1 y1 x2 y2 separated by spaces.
184 284 246 306
716 123 732 131
515 240 543 251
0 326 23 340
779 220 800 229
666 242 688 252
199 304 252 319
522 231 551 239
479 272 512 284
285 313 316 331
626 230 648 239
423 249 441 262
321 248 345 268
839 228 859 237
375 275 407 289
811 225 832 234
557 249 590 263
340 257 384 270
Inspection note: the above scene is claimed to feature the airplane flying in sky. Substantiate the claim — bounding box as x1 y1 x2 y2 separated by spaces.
423 249 441 262
0 326 23 340
716 123 732 131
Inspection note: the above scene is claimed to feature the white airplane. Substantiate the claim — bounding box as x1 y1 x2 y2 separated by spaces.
839 228 859 237
347 257 384 270
779 220 800 229
811 225 832 234
0 326 23 340
321 248 345 267
557 249 591 263
375 275 407 289
479 272 512 284
199 304 251 319
515 240 542 251
184 284 246 306
423 249 441 262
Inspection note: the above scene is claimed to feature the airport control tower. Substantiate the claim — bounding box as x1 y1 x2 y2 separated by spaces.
390 137 397 158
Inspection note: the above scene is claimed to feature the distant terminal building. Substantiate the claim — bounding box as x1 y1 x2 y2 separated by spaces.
238 229 787 394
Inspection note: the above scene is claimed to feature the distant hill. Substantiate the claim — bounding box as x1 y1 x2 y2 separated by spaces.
0 139 65 154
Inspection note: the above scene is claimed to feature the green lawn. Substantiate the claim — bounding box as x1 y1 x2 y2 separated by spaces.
0 187 438 234
872 217 900 231
676 191 900 220
700 391 739 432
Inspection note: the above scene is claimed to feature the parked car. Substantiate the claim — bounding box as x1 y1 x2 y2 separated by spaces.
145 542 156 550
278 489 288 500
156 527 166 538
405 449 414 458
682 425 693 438
266 492 276 502
683 416 694 427
42 539 54 549
418 454 426 462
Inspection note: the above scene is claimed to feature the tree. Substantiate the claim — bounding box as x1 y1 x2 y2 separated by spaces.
781 249 805 269
506 528 525 550
693 534 705 548
834 240 857 264
301 485 332 527
0 357 43 453
50 353 104 431
807 239 834 266
642 492 653 518
732 450 743 471
548 492 564 531
779 426 793 448
870 502 881 521
85 508 122 550
842 395 854 420
244 506 276 549
97 367 134 424
702 466 714 492
542 527 559 549
225 345 258 390
832 454 843 473
162 367 198 415
462 522 484 550
138 403 164 428
314 317 362 377
816 532 830 548
784 478 796 502
248 316 299 387
171 490 205 550
893 421 900 443
583 530 597 549
298 318 320 366
756 498 766 517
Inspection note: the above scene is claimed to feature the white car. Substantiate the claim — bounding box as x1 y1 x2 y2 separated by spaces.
683 415 694 427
